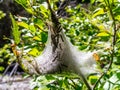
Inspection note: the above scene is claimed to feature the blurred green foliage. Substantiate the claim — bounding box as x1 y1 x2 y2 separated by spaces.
0 0 120 89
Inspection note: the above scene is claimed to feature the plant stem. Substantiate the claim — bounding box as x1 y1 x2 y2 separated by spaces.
93 0 117 89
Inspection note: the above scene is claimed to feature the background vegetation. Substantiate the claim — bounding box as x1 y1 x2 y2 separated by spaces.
0 0 120 90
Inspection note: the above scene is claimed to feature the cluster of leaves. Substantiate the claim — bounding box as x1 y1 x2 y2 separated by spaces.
0 45 15 73
10 0 49 57
30 73 83 90
0 0 120 89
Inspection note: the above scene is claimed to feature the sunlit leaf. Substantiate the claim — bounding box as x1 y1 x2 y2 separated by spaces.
40 5 48 12
29 24 36 33
97 32 110 37
17 21 29 29
89 75 98 85
40 11 48 18
0 10 6 19
33 36 41 41
115 15 120 21
25 8 34 14
15 0 35 14
28 48 40 56
10 14 21 44
34 19 44 30
35 24 44 30
90 0 96 4
0 67 4 71
15 0 27 6
92 8 105 18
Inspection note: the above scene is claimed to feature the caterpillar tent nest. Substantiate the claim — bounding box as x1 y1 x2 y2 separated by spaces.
13 0 100 89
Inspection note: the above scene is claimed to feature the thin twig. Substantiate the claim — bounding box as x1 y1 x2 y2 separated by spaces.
79 72 92 90
9 63 19 77
0 78 30 84
93 0 117 89
57 0 70 17
2 61 15 76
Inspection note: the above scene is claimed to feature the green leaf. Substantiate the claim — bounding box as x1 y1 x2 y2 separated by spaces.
45 75 55 80
15 0 34 14
115 15 120 21
33 36 41 41
0 66 4 71
89 76 98 85
0 10 6 19
34 18 44 30
39 4 48 18
29 24 36 33
92 8 105 18
90 0 96 4
15 0 27 7
25 8 34 14
28 48 40 56
40 5 48 13
97 32 110 37
97 24 107 31
17 21 29 29
10 14 21 44
41 32 48 43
